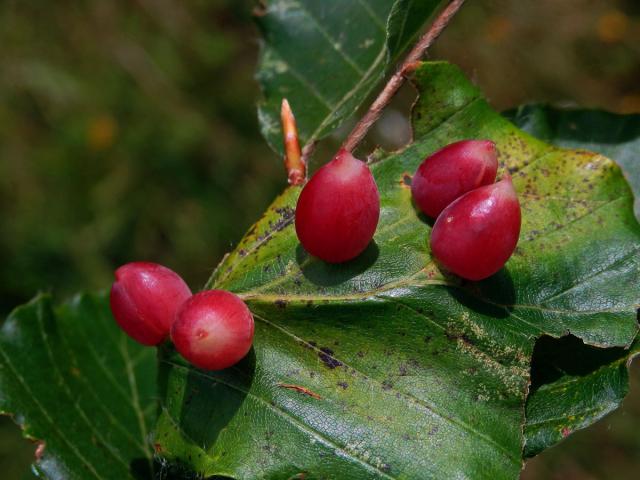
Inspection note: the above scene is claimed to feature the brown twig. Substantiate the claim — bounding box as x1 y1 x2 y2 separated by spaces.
281 98 306 185
300 140 317 169
341 0 466 153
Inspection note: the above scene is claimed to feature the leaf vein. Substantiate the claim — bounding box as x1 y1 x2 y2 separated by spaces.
162 360 399 479
35 302 133 471
292 1 366 76
252 313 521 464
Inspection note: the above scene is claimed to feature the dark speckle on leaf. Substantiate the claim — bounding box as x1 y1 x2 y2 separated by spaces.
445 331 457 341
318 347 342 369
274 299 287 309
401 173 412 187
337 381 348 389
382 380 393 391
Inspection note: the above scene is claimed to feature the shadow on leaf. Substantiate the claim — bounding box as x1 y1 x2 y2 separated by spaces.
445 268 516 319
295 241 380 287
177 349 256 452
152 456 234 479
130 457 154 480
529 334 627 395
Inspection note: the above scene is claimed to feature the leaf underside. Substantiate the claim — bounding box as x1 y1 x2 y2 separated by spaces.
154 62 640 480
255 0 443 154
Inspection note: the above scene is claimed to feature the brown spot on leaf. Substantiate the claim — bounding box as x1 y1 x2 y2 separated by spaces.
318 347 342 369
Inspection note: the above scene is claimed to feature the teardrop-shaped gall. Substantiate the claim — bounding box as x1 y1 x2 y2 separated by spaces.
110 262 192 345
171 290 255 370
295 149 380 263
430 177 521 281
411 140 498 218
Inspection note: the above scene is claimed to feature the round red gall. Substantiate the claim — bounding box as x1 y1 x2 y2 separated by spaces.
430 176 521 281
171 290 254 370
411 139 498 218
295 149 380 263
110 262 192 345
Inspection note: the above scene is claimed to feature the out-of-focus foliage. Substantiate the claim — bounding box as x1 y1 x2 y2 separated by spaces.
432 0 640 113
0 0 639 479
0 0 283 318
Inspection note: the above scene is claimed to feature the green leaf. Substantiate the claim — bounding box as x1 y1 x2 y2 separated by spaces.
505 105 640 221
504 104 640 457
155 62 640 479
0 293 156 480
256 0 443 154
523 336 639 458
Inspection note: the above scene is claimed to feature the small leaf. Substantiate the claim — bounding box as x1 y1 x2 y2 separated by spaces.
256 0 444 154
155 63 640 479
0 293 156 480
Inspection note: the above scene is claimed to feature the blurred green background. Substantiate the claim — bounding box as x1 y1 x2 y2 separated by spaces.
0 0 638 478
